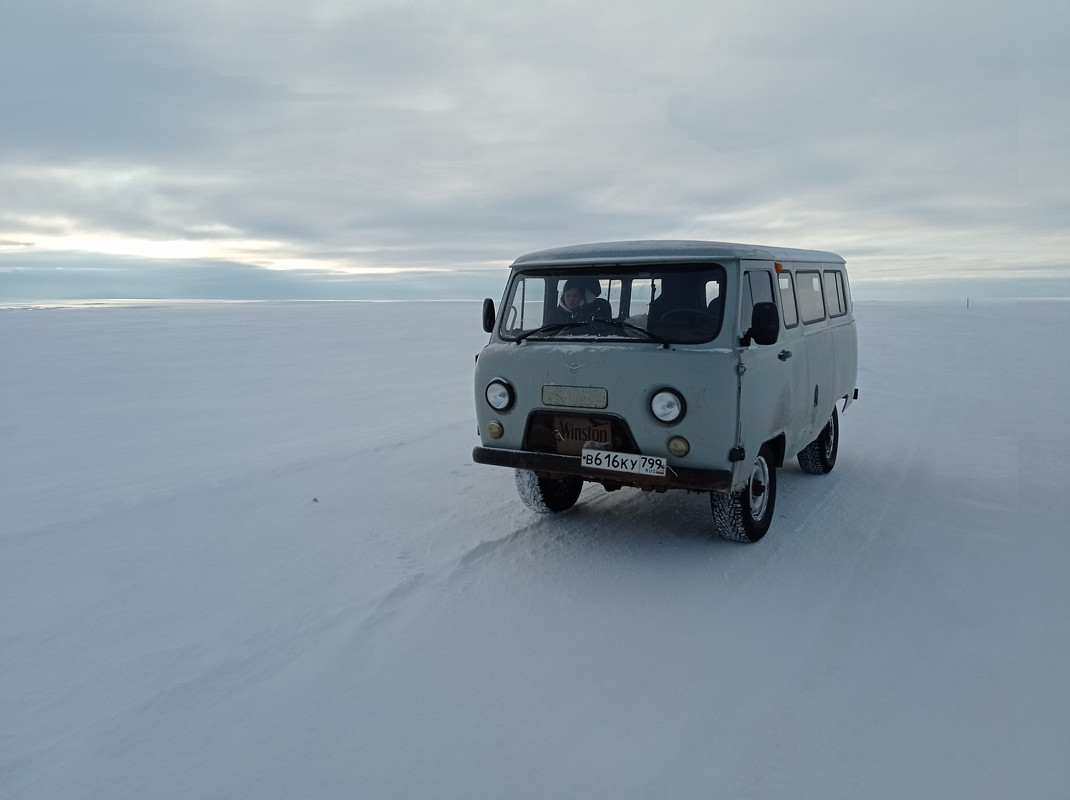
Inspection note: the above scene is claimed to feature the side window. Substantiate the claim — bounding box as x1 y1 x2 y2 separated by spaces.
743 270 775 327
797 270 826 324
604 279 622 318
778 272 799 328
502 275 553 332
630 277 661 312
824 270 846 318
705 280 721 306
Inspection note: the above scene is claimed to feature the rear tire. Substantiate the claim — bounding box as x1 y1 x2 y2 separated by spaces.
515 470 583 513
712 444 777 543
797 407 839 475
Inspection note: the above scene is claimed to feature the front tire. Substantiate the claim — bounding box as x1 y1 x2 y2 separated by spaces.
515 470 583 513
712 444 777 543
797 407 839 474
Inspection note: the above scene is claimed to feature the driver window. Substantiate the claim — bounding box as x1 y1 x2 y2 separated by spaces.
503 276 552 332
743 271 775 327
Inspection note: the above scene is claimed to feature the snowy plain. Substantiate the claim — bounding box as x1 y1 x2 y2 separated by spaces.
2 298 1069 799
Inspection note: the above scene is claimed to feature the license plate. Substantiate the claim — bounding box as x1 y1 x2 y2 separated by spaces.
580 448 667 477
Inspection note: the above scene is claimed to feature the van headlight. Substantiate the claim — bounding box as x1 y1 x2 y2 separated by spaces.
485 379 515 411
650 389 685 423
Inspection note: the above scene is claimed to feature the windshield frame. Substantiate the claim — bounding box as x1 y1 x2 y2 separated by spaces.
496 263 729 345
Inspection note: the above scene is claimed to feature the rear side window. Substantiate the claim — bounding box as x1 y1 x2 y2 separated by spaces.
796 271 826 324
778 273 799 328
824 270 847 318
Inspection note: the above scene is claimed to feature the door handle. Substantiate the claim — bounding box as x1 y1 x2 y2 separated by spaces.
778 350 793 361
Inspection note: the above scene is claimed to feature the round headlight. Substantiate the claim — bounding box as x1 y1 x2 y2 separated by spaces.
485 379 514 411
651 389 685 423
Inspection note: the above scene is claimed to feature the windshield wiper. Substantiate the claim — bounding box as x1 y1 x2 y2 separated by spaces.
588 318 671 346
515 321 589 342
515 318 670 347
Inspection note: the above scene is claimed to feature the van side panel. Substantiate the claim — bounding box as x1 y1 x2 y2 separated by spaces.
799 267 836 439
835 270 859 409
737 261 792 475
775 266 814 454
776 262 858 453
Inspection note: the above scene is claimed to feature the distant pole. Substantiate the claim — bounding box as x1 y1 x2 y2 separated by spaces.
967 297 970 309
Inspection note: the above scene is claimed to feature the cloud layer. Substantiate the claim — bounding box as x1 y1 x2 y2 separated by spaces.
2 0 1068 299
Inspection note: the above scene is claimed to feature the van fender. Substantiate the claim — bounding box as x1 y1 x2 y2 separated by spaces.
729 432 788 488
767 433 787 468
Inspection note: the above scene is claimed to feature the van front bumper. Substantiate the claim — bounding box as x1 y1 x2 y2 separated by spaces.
472 446 733 492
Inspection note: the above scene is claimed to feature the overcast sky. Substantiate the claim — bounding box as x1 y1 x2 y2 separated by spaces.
1 0 1068 300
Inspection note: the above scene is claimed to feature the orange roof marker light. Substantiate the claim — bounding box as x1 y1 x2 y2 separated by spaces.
775 262 784 272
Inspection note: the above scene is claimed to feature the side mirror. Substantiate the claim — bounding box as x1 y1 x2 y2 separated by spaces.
743 301 779 346
482 298 496 333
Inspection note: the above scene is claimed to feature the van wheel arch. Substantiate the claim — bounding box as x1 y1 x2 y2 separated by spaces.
797 407 839 474
712 443 777 543
768 433 787 468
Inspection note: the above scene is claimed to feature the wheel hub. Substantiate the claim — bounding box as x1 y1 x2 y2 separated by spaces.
748 458 770 520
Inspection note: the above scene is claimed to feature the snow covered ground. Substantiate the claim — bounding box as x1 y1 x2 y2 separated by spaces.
2 299 1069 799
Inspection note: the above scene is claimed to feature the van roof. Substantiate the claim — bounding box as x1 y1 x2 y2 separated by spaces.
512 240 845 268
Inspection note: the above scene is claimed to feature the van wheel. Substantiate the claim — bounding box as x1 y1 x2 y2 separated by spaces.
711 445 777 543
515 470 583 513
797 407 839 474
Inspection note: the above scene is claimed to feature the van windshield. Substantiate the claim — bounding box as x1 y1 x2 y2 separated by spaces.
498 265 727 344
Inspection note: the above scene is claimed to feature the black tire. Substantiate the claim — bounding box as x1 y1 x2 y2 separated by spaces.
797 407 839 475
711 444 777 543
515 470 583 513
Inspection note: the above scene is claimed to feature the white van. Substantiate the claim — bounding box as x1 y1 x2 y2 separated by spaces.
472 241 859 542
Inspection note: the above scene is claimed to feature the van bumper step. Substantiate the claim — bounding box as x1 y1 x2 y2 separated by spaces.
472 446 733 492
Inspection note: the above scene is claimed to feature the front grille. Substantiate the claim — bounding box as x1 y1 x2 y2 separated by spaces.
523 411 640 456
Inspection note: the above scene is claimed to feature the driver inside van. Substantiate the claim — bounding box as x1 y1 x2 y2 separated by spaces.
547 279 587 323
547 278 611 324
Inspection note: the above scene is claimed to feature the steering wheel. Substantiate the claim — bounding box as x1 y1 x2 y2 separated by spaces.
656 309 712 327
